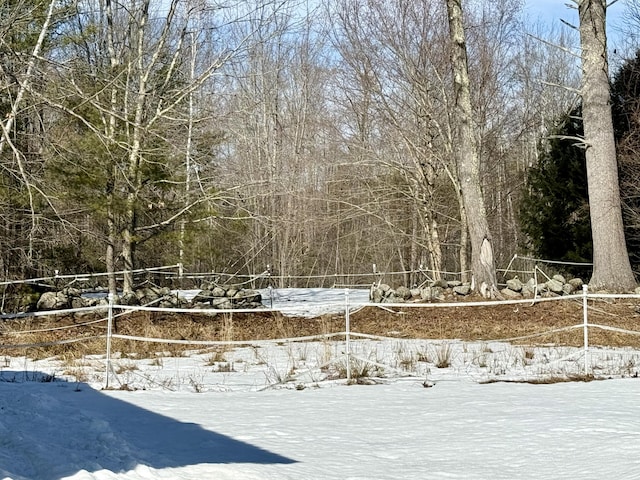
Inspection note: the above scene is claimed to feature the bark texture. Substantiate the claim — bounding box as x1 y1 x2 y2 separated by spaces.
579 0 636 291
446 0 498 296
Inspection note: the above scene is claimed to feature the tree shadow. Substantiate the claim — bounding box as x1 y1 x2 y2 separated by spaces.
0 371 296 479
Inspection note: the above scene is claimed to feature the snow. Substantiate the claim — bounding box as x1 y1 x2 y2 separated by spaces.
2 373 640 480
173 287 369 316
258 287 370 317
2 288 640 479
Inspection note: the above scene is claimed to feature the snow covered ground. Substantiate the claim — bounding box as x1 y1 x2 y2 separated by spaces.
1 369 640 480
2 288 640 479
257 287 370 317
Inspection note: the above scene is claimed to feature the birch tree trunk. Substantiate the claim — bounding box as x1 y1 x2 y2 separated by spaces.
446 0 497 296
578 0 636 291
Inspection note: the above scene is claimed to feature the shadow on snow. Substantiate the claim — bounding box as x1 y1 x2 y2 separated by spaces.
0 371 295 479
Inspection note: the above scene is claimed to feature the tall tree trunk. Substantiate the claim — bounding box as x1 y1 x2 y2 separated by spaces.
458 192 470 284
578 0 636 291
121 0 152 296
105 0 119 297
446 0 498 297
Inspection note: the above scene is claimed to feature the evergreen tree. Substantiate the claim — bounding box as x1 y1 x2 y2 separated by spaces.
520 108 592 269
613 51 640 272
521 49 640 276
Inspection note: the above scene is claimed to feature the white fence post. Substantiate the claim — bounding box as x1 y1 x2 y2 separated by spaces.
345 288 351 384
582 284 590 376
105 292 114 389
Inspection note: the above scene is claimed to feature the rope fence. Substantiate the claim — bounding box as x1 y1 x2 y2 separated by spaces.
1 253 591 291
2 284 640 389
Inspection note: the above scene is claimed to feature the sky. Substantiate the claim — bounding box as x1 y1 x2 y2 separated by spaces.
523 0 632 70
524 0 625 25
524 0 627 43
525 0 578 25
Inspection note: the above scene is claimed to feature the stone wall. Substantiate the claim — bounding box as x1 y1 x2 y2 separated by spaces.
369 274 592 303
12 284 263 314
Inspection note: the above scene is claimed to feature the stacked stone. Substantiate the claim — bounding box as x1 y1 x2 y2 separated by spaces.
30 284 262 313
369 274 602 303
191 282 262 309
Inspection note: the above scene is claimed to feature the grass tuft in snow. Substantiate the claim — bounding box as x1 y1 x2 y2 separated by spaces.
481 373 598 385
434 343 454 368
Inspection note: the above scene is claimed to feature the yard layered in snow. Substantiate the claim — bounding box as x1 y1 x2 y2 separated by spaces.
2 287 640 479
1 375 639 480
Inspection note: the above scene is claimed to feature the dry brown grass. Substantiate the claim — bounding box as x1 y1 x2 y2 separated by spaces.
481 374 599 385
349 298 640 348
2 297 640 361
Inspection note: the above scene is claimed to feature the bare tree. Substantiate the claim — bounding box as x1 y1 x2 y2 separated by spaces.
37 1 269 294
219 2 341 284
446 0 498 296
327 0 457 281
5 0 628 292
0 0 59 276
577 0 636 290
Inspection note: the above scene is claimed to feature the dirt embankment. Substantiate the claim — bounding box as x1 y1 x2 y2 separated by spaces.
3 297 640 358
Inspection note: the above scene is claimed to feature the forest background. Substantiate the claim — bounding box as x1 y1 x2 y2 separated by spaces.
2 0 639 293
